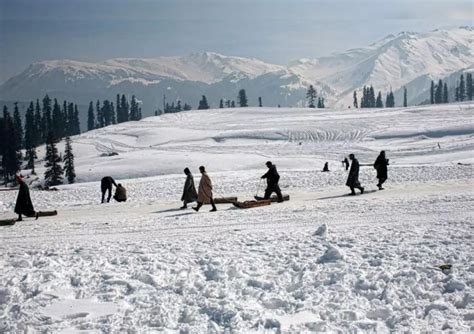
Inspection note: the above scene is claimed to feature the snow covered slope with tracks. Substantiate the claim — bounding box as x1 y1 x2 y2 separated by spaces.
0 103 473 332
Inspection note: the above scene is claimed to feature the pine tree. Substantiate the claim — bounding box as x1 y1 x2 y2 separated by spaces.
96 100 104 128
306 85 317 108
2 107 21 183
231 101 235 108
376 91 384 108
183 103 192 111
63 136 76 184
34 99 42 146
44 132 63 186
73 104 80 134
443 83 449 103
13 102 23 151
353 91 358 108
219 99 224 108
130 95 140 121
258 97 262 107
24 102 37 171
434 80 443 104
430 81 435 104
116 94 122 123
467 73 473 100
360 87 366 108
455 85 460 102
87 101 95 131
238 89 248 107
403 87 408 107
369 86 376 108
42 95 52 142
51 99 64 139
198 95 210 110
459 74 466 102
120 94 129 122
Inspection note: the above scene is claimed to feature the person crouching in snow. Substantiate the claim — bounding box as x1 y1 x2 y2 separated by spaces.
14 174 38 221
113 183 127 202
193 166 217 212
181 168 197 209
346 153 365 195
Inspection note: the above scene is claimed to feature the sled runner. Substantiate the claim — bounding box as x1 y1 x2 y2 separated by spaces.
214 197 238 204
233 199 271 209
0 219 16 226
254 194 290 202
36 210 58 217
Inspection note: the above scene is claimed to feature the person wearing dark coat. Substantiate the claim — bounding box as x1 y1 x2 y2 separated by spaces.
14 175 38 221
346 154 364 195
101 176 117 203
181 168 198 209
322 162 329 172
342 157 350 171
374 150 389 190
113 183 127 202
261 161 283 202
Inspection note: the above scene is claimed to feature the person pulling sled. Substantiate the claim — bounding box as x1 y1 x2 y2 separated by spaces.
101 176 117 203
374 150 389 190
261 161 283 202
193 166 217 212
14 175 38 221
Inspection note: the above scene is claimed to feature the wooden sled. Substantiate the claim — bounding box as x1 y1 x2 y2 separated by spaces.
37 210 58 217
233 199 271 209
0 219 16 226
214 197 238 204
254 194 290 202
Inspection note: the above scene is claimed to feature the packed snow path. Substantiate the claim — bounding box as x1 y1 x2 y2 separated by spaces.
1 104 473 332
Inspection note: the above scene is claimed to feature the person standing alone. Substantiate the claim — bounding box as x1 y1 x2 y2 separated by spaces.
14 175 38 221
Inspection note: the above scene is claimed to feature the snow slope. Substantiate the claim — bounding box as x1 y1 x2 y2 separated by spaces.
0 104 473 332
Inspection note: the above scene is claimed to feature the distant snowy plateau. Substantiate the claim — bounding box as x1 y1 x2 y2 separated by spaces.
0 27 473 114
0 102 473 332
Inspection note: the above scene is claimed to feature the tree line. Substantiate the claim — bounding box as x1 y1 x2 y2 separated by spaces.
88 94 142 131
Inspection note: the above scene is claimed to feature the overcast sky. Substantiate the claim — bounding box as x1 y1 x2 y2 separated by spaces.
0 0 472 83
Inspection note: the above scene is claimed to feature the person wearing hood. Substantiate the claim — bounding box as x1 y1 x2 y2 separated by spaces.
346 154 365 195
261 161 283 202
374 150 389 190
193 166 217 212
14 175 38 221
113 183 127 202
180 168 198 209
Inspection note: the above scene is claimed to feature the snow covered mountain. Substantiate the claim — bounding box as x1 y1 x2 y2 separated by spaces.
0 27 472 113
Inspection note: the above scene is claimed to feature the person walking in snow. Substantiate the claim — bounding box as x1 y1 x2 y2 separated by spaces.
14 174 38 221
181 168 198 209
113 183 127 202
342 157 350 171
193 166 217 212
346 154 364 195
261 161 283 202
374 150 389 190
101 176 117 203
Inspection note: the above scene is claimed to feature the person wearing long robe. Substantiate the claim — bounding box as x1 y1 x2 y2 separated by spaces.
180 168 197 209
346 154 365 195
193 166 217 212
14 175 37 221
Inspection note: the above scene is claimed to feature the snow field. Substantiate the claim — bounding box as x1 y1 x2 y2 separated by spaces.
0 104 473 332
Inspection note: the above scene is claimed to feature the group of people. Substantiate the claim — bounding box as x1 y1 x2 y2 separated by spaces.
12 152 389 220
344 150 389 195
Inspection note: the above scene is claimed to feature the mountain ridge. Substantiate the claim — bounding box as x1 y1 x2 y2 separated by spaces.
1 27 472 113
